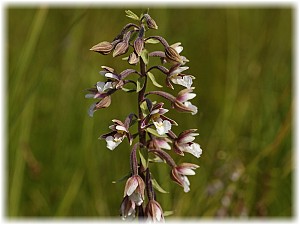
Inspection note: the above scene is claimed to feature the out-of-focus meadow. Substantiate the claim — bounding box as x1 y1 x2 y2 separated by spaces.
7 6 292 218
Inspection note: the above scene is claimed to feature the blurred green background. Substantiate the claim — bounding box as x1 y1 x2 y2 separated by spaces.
7 6 293 218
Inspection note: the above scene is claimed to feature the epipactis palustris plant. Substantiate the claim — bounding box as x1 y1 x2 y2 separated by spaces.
86 10 203 221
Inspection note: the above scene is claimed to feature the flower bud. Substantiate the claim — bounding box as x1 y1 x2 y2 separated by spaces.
133 37 144 56
113 41 129 57
144 13 158 29
171 163 199 192
165 46 183 64
120 196 136 220
145 200 164 222
90 41 114 55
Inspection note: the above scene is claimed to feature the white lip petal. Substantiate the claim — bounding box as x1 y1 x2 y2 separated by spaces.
88 103 96 117
129 192 143 206
104 81 113 90
105 136 122 150
182 176 190 192
190 143 202 158
172 76 193 88
96 81 106 92
154 119 172 135
182 143 202 158
184 101 198 115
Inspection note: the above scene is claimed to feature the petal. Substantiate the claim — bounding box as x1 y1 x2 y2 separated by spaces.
175 76 193 88
124 177 138 197
116 125 128 132
158 108 169 115
170 42 183 53
150 109 160 115
189 143 203 158
155 138 171 150
170 66 189 76
184 101 198 115
105 136 121 150
154 119 172 135
105 72 119 80
96 81 106 92
179 168 196 176
163 120 172 133
129 192 143 206
104 81 113 90
154 123 165 135
180 135 197 144
85 93 95 99
88 103 97 117
154 205 162 221
182 176 190 193
177 88 195 101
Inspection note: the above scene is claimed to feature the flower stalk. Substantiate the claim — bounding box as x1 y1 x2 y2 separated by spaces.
85 9 203 221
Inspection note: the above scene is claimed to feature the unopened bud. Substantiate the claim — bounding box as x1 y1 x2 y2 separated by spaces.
133 37 144 56
165 46 184 65
90 41 114 55
113 41 129 57
144 14 158 30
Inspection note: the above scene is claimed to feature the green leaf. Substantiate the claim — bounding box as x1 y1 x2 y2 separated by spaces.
139 147 148 169
149 156 165 163
140 101 149 117
125 10 140 20
122 87 135 92
145 38 160 44
146 127 168 138
152 178 169 194
140 49 149 65
136 76 146 93
112 172 131 183
148 72 163 88
163 211 174 217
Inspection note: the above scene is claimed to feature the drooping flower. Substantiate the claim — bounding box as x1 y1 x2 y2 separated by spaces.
173 88 198 115
173 129 202 158
145 200 165 222
171 163 199 193
168 64 195 89
120 196 136 221
124 175 145 206
100 119 132 150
